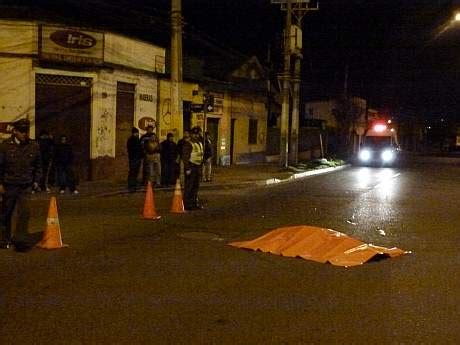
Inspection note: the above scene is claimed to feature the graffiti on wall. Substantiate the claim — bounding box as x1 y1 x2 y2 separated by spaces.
162 98 171 126
96 108 113 156
258 131 266 144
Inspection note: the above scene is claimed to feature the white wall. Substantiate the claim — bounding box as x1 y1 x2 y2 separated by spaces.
92 69 158 159
0 58 35 139
104 33 165 73
0 20 38 55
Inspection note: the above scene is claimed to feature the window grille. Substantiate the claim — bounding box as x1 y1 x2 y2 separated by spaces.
36 74 92 87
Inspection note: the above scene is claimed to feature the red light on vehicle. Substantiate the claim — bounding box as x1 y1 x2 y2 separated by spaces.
373 124 387 132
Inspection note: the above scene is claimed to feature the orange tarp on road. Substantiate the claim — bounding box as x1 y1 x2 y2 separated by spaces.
229 225 409 267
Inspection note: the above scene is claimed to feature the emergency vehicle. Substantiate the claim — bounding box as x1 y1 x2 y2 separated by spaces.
356 121 400 166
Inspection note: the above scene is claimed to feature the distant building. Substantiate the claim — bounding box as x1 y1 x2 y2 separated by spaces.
177 54 269 165
303 96 367 155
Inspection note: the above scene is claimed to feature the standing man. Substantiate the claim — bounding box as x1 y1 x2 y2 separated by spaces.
126 127 142 192
141 126 161 187
182 126 204 210
54 134 79 194
176 129 190 185
0 119 41 249
160 133 178 187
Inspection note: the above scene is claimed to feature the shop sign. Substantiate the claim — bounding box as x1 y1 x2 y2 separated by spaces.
191 103 203 112
139 94 153 102
138 117 156 130
40 25 104 64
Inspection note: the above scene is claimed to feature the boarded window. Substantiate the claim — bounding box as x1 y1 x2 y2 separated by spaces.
248 119 258 145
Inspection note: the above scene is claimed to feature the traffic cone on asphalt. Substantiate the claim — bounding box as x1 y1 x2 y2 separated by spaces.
170 179 186 214
142 181 161 220
36 197 69 250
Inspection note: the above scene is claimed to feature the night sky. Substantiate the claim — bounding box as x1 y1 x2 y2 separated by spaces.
2 0 460 122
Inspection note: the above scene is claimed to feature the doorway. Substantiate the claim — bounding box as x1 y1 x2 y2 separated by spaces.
183 101 192 132
230 119 236 165
206 118 219 165
35 74 92 181
116 82 135 158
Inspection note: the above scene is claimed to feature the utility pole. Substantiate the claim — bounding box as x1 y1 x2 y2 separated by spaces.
171 0 183 137
272 0 318 167
279 0 292 168
290 56 301 164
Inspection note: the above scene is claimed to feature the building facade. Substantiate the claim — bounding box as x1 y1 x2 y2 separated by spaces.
0 20 165 180
1 19 272 182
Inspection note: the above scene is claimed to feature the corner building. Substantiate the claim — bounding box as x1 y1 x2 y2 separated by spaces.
0 20 166 180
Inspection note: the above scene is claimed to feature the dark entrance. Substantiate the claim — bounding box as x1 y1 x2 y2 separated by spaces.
230 119 236 165
183 101 192 132
206 117 219 165
35 74 92 181
115 82 135 174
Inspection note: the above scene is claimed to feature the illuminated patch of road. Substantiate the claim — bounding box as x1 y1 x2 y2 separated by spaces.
373 172 401 189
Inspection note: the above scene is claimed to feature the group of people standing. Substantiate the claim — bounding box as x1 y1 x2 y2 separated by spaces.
37 131 79 195
127 125 213 211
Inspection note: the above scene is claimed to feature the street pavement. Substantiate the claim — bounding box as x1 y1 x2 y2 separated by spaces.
1 157 460 344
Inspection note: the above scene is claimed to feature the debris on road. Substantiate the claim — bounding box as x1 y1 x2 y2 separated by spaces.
228 225 409 267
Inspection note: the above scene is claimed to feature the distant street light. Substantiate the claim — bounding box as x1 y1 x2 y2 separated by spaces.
455 12 460 22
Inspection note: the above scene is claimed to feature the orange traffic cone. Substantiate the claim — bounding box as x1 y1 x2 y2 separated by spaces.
36 196 69 250
170 179 186 214
142 181 161 220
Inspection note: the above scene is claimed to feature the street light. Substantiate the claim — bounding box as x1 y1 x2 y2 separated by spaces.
455 12 460 22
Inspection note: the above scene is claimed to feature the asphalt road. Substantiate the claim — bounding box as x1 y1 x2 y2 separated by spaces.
1 163 459 344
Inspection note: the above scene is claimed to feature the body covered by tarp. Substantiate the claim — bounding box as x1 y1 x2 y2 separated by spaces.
229 225 409 267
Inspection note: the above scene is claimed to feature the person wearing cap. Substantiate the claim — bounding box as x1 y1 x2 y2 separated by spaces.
126 127 142 192
182 126 204 210
0 118 42 250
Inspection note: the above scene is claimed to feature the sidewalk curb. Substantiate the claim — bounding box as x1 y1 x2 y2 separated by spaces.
257 164 350 186
92 164 351 197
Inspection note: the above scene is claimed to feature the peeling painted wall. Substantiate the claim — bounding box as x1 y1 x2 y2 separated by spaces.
158 79 198 141
0 58 35 140
92 69 159 159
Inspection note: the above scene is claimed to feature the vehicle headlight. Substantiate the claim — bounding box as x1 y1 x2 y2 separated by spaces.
381 149 394 162
359 149 371 161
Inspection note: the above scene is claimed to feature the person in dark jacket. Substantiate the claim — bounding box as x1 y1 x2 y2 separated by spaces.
54 135 78 194
0 118 41 250
127 127 142 192
37 130 54 192
176 129 190 160
140 126 161 187
160 133 178 187
176 130 190 184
